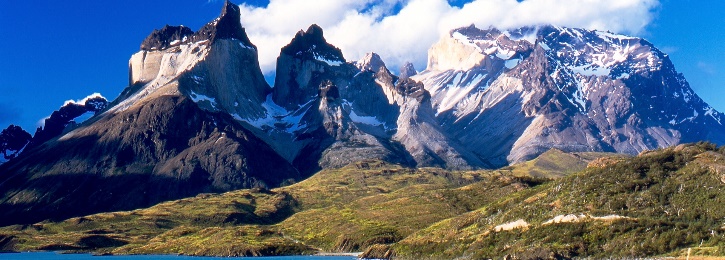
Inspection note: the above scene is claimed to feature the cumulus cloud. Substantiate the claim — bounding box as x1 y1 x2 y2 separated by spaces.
239 0 659 75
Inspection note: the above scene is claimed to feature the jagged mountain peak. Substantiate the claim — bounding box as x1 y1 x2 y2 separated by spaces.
355 52 386 73
451 24 503 40
427 24 535 71
4 6 725 230
139 1 255 51
302 24 324 40
281 24 345 64
121 0 268 119
192 0 255 47
27 94 109 151
272 24 350 111
414 23 725 166
0 125 31 164
399 62 417 79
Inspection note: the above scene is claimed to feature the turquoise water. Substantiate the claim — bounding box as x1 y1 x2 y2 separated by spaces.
0 252 357 260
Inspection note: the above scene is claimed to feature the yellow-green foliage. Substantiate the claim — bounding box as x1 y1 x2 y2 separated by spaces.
395 143 725 259
0 150 611 257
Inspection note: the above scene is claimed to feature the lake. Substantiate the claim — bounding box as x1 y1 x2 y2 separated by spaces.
0 252 357 260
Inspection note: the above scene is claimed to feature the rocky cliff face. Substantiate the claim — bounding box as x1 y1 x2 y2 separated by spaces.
0 95 299 226
413 25 725 166
252 26 410 174
27 94 108 152
399 62 417 80
0 125 31 165
240 25 484 174
123 0 267 121
0 1 298 226
390 78 489 169
1 4 723 227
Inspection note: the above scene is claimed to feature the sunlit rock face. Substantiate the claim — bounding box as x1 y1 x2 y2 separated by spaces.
0 1 299 227
413 25 725 166
1 8 724 228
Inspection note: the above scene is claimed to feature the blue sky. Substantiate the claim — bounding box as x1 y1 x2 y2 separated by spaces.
0 0 722 132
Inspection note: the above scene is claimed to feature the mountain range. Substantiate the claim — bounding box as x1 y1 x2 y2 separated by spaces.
0 0 723 227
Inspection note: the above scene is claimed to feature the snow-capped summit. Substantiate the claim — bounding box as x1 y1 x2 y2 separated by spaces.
355 52 387 73
2 14 724 227
413 24 725 166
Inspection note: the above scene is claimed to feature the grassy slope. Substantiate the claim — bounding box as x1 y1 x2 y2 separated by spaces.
0 149 614 257
396 143 725 259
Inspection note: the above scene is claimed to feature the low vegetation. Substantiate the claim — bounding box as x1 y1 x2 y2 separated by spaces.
4 144 725 259
396 142 725 259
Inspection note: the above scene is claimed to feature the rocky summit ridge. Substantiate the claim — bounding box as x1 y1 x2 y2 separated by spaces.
0 1 295 226
140 0 254 51
0 1 723 227
413 25 725 166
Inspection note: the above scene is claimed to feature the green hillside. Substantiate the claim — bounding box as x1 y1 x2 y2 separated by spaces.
396 142 725 259
8 144 723 259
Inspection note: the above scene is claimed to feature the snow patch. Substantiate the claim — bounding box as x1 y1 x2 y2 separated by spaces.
568 64 610 77
616 73 631 80
596 31 637 43
107 39 212 114
349 109 384 126
452 32 482 51
438 72 485 114
237 94 311 133
74 111 96 124
538 42 551 51
238 40 254 50
678 109 700 124
190 91 218 109
494 49 515 60
505 59 521 69
191 75 204 84
1 142 27 163
704 107 722 125
314 54 343 66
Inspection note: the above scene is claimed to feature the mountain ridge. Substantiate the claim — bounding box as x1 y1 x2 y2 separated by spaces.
0 1 297 226
413 24 725 166
0 1 723 229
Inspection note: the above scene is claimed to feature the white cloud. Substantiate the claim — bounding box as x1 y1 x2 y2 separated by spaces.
62 93 106 106
239 0 659 76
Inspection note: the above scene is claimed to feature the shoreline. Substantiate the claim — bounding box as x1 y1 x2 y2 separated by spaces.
315 252 362 257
